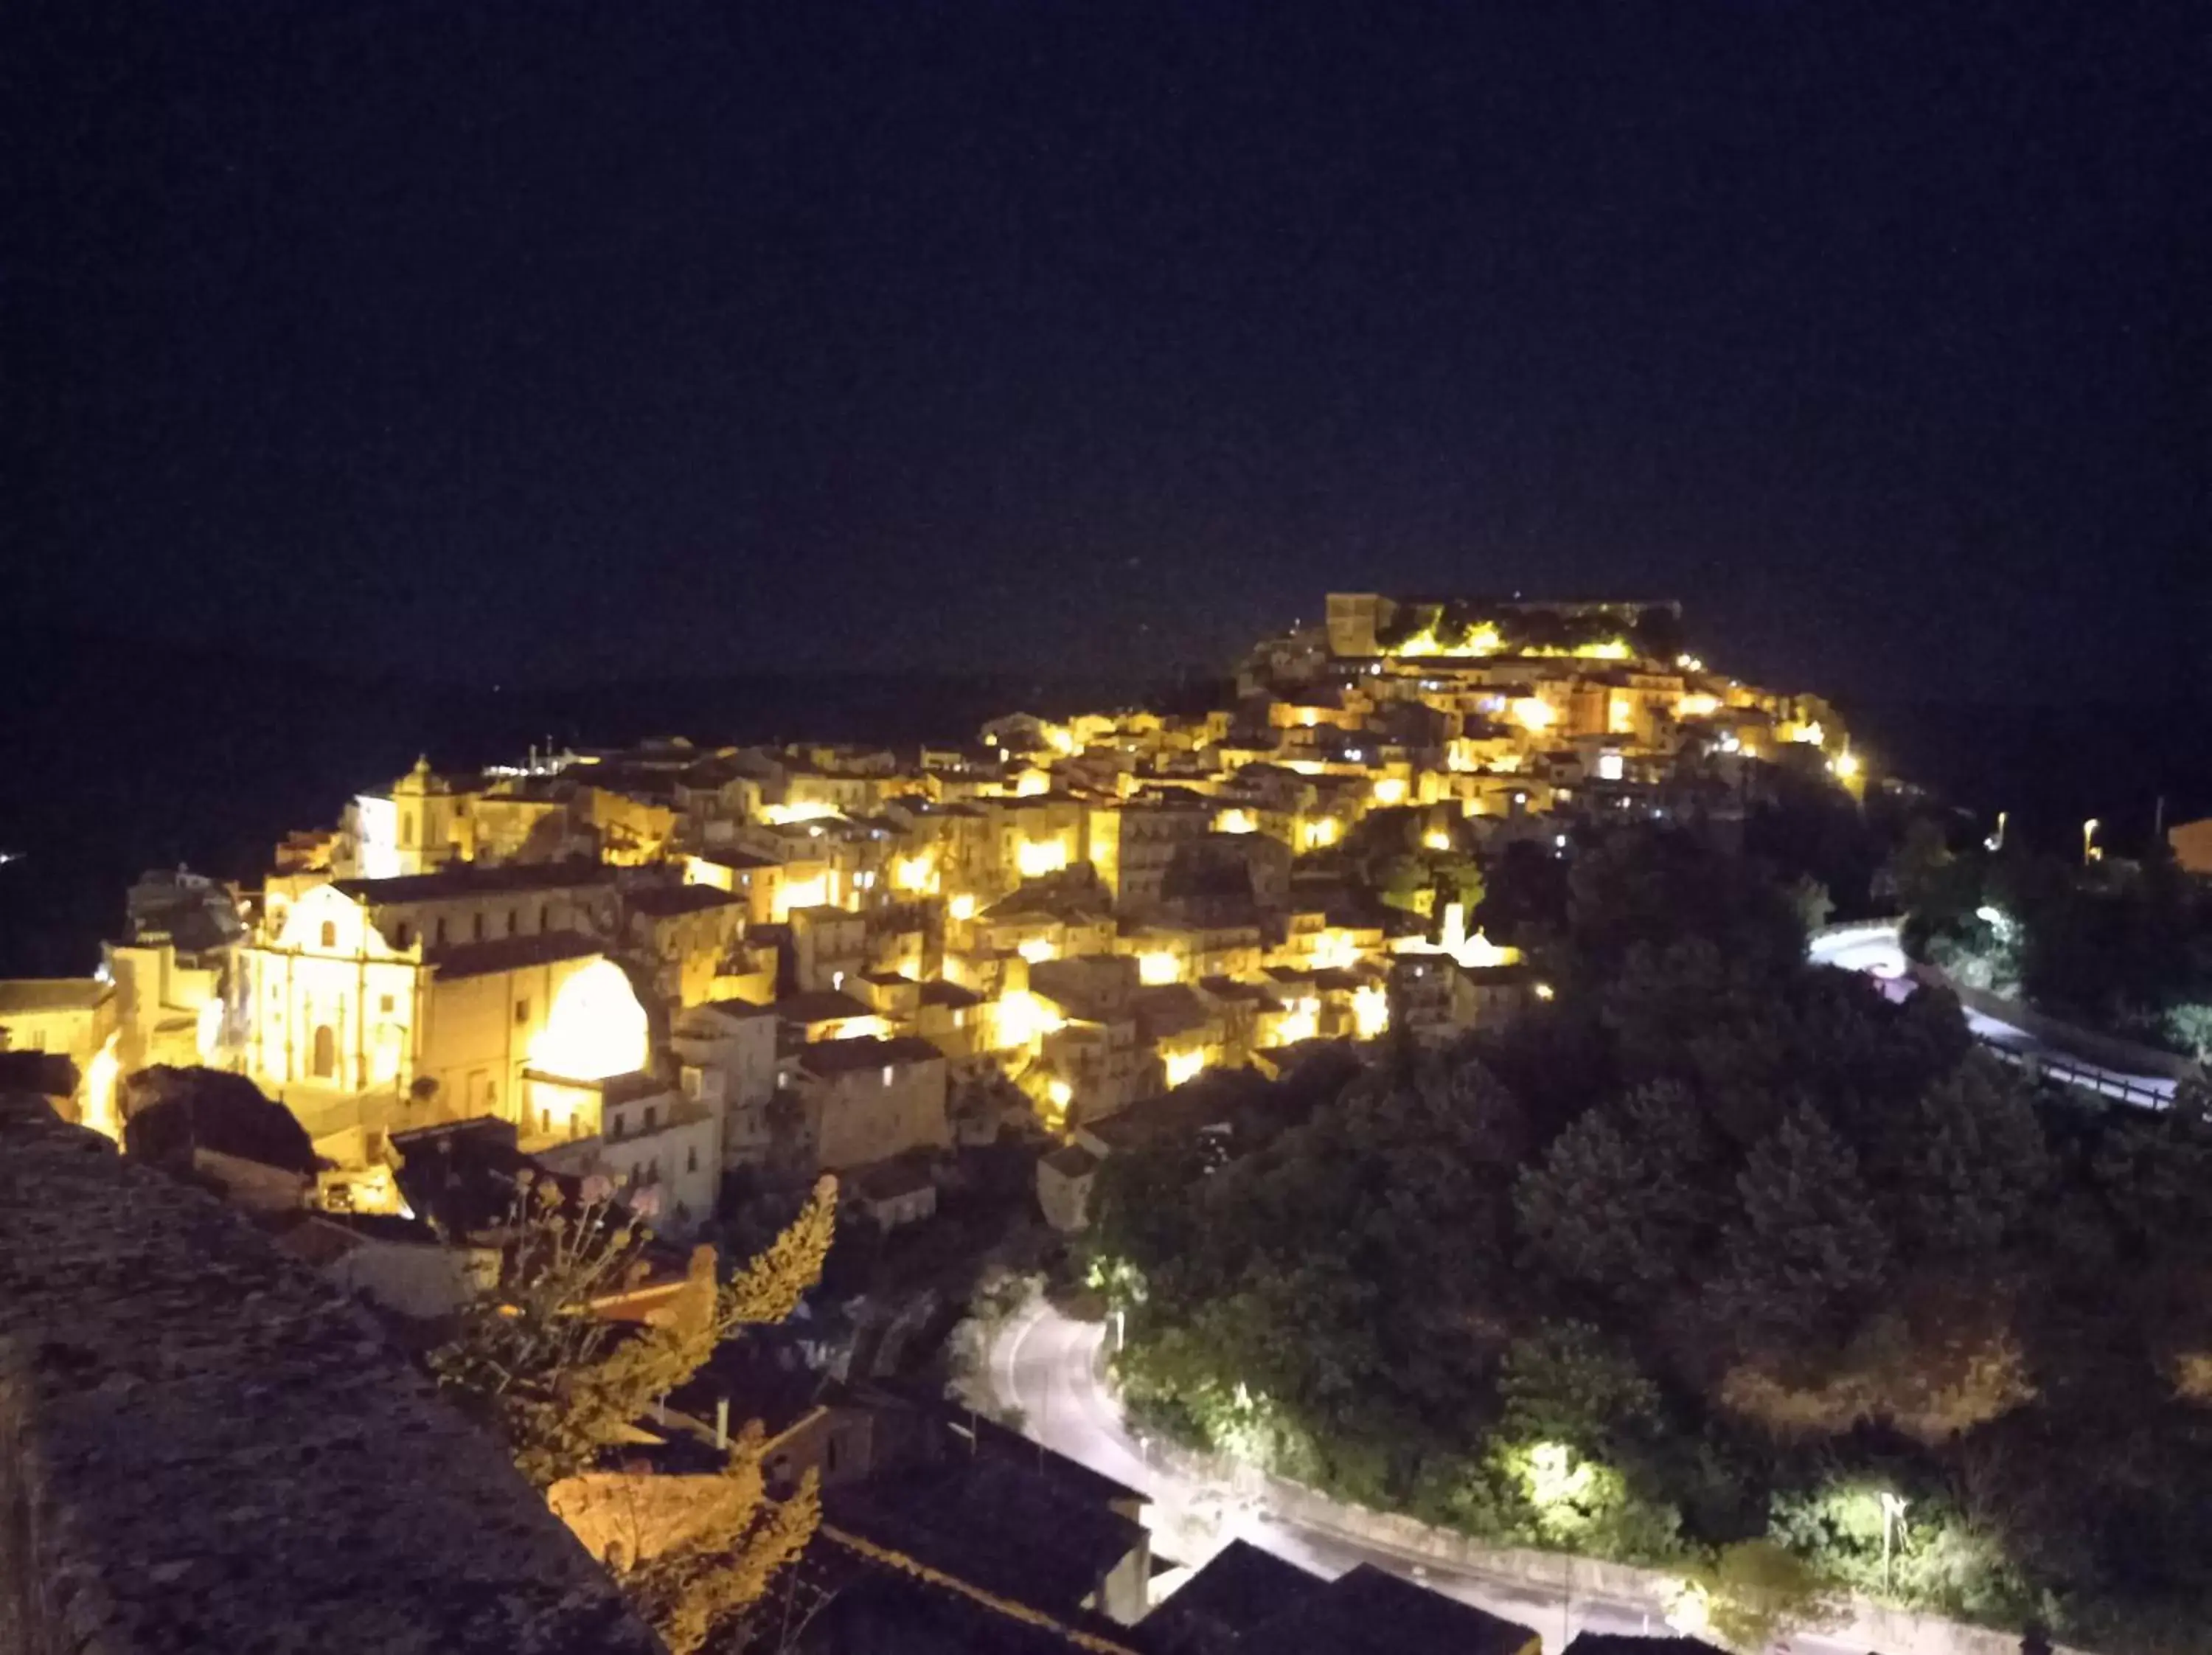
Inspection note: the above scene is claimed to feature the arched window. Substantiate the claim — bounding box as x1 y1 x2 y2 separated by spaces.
311 1024 336 1079
319 920 336 950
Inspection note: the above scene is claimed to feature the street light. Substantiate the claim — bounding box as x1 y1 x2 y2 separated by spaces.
1879 1492 1910 1594
2082 818 2101 865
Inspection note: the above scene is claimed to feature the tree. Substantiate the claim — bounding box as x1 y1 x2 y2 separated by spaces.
1496 1320 1660 1452
1515 1083 1721 1302
1711 1103 1890 1347
1568 827 1807 987
619 1422 823 1655
432 1173 837 1485
1676 1538 1843 1651
433 1174 837 1651
1873 1055 2049 1259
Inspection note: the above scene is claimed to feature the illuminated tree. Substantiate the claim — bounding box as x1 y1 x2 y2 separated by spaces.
1677 1538 1843 1652
433 1174 836 1651
619 1421 823 1655
431 1172 837 1486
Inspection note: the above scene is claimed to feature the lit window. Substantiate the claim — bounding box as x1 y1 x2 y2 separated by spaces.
319 920 337 949
515 997 530 1026
380 994 395 1014
883 1065 894 1087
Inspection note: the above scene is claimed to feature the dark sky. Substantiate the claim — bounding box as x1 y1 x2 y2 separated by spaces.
9 1 2205 702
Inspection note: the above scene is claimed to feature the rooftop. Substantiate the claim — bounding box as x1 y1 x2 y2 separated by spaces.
333 858 611 903
1245 1564 1536 1655
1142 1538 1320 1651
425 929 605 980
622 883 743 918
775 988 877 1026
824 1454 1145 1621
0 976 113 1014
797 1035 947 1078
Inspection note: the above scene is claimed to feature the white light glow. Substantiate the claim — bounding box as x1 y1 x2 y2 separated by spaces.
760 801 844 825
1164 1048 1207 1088
528 960 649 1082
1138 951 1183 987
1016 837 1070 879
81 1035 121 1142
1351 983 1389 1040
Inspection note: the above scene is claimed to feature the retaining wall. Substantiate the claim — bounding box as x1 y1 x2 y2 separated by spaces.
1130 1398 2091 1655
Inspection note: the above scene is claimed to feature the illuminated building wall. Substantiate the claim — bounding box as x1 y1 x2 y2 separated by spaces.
240 884 645 1134
105 940 229 1073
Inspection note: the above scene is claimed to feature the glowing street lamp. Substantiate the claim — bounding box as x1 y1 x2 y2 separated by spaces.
2082 818 2101 866
1879 1492 1910 1593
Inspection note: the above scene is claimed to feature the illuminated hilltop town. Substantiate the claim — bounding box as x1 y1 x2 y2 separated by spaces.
2 594 1857 1236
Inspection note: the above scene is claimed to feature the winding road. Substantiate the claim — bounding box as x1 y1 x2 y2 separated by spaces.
1808 924 2177 1108
982 926 2147 1651
991 1301 1877 1653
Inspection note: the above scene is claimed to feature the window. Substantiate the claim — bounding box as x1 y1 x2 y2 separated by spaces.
319 920 337 949
515 997 531 1026
435 917 448 946
611 1110 625 1138
507 909 518 935
473 913 486 942
539 903 551 932
882 1065 894 1087
400 813 415 848
643 1104 659 1132
379 994 394 1015
393 922 412 948
686 1146 698 1174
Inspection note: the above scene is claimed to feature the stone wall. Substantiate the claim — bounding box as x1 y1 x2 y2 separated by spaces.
0 1094 659 1655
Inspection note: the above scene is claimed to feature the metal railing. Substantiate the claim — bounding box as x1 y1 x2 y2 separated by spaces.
1975 1034 2174 1108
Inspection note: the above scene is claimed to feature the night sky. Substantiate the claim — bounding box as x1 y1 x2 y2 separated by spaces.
10 2 2205 703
